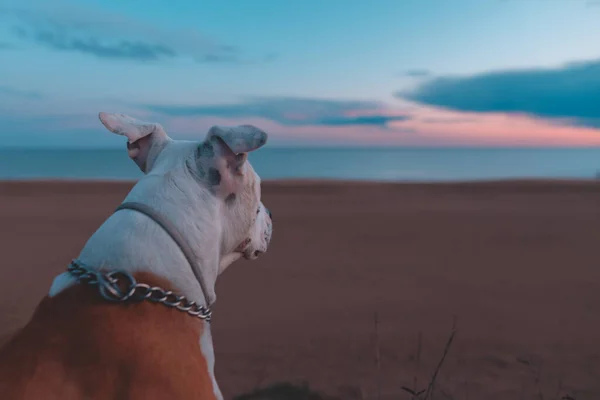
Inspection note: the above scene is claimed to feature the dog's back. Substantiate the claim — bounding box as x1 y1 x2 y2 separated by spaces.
0 272 217 400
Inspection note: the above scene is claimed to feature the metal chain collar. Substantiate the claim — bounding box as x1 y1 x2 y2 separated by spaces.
67 260 212 322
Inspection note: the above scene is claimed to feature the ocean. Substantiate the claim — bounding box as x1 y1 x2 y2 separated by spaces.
2 147 600 182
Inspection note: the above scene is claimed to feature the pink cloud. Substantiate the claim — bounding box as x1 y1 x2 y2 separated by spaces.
161 105 600 147
23 101 600 147
397 105 600 146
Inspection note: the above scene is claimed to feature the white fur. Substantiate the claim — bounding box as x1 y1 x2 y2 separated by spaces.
49 272 76 297
49 113 272 397
200 324 223 400
98 112 166 143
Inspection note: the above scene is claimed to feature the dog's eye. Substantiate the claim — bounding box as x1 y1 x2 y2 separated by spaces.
256 208 260 215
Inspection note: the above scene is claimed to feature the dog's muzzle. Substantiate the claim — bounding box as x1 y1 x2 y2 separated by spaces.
243 207 272 260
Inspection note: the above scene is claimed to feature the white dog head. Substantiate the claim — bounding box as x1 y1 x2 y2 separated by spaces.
98 112 273 274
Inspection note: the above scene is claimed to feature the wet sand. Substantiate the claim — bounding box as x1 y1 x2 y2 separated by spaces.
1 180 600 399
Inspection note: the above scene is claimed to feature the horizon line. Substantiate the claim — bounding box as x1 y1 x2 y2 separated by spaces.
3 145 600 151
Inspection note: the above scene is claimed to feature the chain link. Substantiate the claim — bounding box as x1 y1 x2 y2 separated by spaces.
67 260 212 322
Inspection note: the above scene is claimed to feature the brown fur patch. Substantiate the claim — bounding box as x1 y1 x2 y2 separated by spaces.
0 272 217 400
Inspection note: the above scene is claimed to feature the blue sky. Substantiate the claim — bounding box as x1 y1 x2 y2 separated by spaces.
2 0 600 147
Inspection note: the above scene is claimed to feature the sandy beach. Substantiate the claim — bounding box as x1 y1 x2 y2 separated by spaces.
1 180 600 399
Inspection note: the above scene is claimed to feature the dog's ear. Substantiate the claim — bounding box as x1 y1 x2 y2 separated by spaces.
206 125 268 154
206 124 267 170
195 125 267 194
208 125 267 173
99 112 169 173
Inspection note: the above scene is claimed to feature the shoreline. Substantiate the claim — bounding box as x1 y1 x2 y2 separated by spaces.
2 176 600 185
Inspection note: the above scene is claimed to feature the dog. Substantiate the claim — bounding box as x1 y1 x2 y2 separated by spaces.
0 112 273 399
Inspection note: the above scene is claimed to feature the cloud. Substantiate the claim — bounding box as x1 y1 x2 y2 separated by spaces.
19 28 177 61
5 98 600 148
317 115 410 126
144 97 410 127
195 45 240 64
196 49 278 65
421 117 476 124
0 0 248 63
398 58 600 128
404 69 431 78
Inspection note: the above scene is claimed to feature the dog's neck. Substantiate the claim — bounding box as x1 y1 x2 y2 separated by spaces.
50 170 223 309
48 170 225 400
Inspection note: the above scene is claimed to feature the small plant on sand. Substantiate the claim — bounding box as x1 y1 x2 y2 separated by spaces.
399 318 456 400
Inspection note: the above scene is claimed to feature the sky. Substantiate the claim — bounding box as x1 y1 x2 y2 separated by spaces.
1 0 600 148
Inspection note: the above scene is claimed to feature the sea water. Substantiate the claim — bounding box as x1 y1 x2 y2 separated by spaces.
2 147 600 182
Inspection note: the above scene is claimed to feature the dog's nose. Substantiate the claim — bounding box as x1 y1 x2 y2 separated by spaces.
266 208 272 220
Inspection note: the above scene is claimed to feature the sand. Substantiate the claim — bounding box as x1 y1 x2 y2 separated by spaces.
1 179 600 399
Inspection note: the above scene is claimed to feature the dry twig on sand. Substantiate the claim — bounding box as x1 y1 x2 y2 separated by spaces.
401 318 457 400
374 312 381 400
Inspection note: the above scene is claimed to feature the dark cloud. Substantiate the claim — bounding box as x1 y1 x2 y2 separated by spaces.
196 54 237 63
196 49 279 65
145 97 409 127
318 115 409 126
398 58 600 128
25 28 177 61
196 45 240 64
2 4 260 64
404 69 431 78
